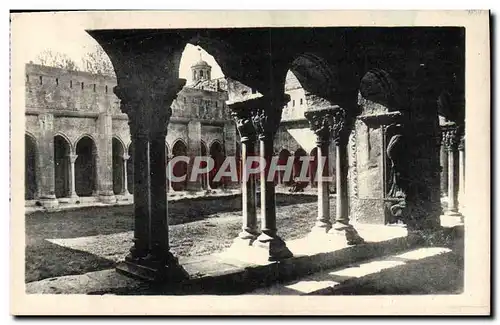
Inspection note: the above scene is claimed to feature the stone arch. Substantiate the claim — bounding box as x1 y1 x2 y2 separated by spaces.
171 139 188 191
25 133 38 200
54 132 73 153
53 134 71 198
75 136 97 197
209 140 225 189
112 136 126 195
186 36 237 80
358 68 404 114
74 133 97 150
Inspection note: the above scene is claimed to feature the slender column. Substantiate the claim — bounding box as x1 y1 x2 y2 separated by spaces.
458 136 465 213
122 154 130 195
443 125 461 217
97 113 116 203
167 154 174 192
439 138 448 197
91 149 99 197
67 153 79 199
251 95 293 261
229 103 258 244
333 136 350 225
304 107 341 233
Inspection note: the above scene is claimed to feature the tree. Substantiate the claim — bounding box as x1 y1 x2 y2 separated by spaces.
34 49 78 71
81 45 115 77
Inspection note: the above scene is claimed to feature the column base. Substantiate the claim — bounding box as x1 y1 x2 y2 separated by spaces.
310 220 332 234
253 233 293 262
445 209 462 217
39 196 59 208
99 193 117 204
116 253 189 283
327 222 365 245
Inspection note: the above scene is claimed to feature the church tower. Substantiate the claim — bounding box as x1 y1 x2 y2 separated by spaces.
191 48 212 83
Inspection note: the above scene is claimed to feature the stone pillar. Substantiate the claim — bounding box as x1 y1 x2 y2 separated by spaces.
439 139 448 197
223 121 238 189
37 113 58 207
167 154 175 193
97 113 116 203
229 103 259 245
333 135 349 225
304 107 341 233
443 125 461 217
91 149 99 197
67 153 79 200
458 135 465 213
186 121 203 192
251 95 293 261
122 153 130 195
113 79 188 282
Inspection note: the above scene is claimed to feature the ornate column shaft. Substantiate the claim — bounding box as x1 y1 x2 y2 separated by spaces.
68 153 79 199
304 106 345 233
443 125 462 217
229 102 259 244
250 95 293 261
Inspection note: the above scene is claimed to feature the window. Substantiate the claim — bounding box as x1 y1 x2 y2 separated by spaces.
251 88 257 94
93 84 96 92
70 80 73 88
26 75 29 82
39 76 43 85
215 101 218 108
292 100 295 107
81 82 84 90
200 70 204 77
56 78 59 86
300 98 303 105
184 97 187 104
105 85 108 93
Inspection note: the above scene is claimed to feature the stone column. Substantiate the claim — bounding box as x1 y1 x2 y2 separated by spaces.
67 153 79 200
113 80 188 282
37 113 58 207
439 138 448 197
458 135 465 213
97 113 116 203
91 149 99 197
122 153 130 195
167 154 174 193
304 107 340 233
251 95 293 261
229 103 259 245
443 125 462 217
186 121 203 192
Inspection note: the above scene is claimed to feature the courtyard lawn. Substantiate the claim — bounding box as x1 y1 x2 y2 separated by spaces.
25 194 322 283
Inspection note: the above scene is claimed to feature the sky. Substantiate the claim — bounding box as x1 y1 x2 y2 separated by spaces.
16 13 224 82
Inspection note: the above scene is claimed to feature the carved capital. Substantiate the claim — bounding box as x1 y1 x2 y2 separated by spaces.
250 95 290 140
113 78 186 139
442 125 460 151
458 135 465 151
67 154 78 164
229 105 256 143
304 105 346 146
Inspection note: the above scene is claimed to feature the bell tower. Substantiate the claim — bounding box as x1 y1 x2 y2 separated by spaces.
191 48 212 83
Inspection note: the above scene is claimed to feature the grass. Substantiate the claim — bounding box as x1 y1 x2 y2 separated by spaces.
26 193 322 283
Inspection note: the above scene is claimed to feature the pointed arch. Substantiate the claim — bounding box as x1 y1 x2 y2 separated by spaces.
25 133 38 200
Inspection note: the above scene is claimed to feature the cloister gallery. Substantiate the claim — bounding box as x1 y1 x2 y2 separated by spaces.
24 27 466 281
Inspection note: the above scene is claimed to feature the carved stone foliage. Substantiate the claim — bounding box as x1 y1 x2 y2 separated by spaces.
249 95 289 140
229 106 256 142
442 125 460 151
113 79 185 138
304 106 346 145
